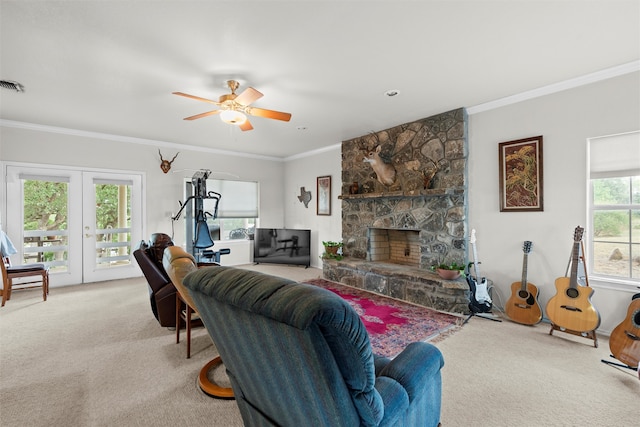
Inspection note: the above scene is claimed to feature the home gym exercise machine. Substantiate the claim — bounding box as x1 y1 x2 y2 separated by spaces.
172 170 230 263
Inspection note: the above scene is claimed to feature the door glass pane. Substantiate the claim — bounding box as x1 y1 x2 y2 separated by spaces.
95 182 132 268
22 179 69 273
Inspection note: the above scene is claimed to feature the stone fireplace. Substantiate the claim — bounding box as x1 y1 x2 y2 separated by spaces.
322 108 471 313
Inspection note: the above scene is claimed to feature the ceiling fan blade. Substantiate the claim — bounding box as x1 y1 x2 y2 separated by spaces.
239 119 254 131
234 87 263 106
184 110 221 120
173 92 219 105
247 107 292 122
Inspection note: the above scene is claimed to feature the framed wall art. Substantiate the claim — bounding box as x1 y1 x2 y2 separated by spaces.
498 136 543 212
317 175 331 215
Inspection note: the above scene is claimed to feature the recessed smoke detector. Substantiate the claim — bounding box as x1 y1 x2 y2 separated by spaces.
0 80 24 92
384 89 400 97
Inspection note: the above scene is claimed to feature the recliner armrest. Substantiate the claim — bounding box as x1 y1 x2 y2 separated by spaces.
375 376 409 426
377 342 444 402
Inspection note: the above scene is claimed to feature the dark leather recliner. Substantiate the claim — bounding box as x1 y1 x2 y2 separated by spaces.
133 233 177 327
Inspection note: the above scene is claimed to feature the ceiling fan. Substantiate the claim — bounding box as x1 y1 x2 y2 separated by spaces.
173 80 292 131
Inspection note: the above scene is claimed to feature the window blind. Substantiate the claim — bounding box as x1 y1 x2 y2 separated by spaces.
203 179 259 218
589 131 640 179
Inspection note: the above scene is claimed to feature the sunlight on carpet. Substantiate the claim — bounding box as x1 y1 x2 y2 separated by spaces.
306 278 464 357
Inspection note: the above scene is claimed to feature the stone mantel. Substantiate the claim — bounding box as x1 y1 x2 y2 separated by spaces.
338 187 465 200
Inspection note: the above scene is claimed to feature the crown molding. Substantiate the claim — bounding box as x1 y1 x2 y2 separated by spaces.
284 143 341 161
466 60 640 115
0 119 284 162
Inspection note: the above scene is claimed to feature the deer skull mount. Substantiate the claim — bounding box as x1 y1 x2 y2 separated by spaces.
159 150 179 174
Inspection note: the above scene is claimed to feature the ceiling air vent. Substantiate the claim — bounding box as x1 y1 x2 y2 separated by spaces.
0 80 24 92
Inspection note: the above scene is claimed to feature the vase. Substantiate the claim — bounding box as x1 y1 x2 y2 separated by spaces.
436 268 460 280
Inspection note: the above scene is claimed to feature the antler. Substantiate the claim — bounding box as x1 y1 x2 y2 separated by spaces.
159 150 179 174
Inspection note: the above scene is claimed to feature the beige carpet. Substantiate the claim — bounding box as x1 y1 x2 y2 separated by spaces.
1 264 638 426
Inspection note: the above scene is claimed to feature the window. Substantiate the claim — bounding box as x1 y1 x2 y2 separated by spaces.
184 177 259 242
588 131 640 286
208 218 256 241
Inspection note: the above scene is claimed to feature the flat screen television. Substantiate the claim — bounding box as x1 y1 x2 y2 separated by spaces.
253 228 311 268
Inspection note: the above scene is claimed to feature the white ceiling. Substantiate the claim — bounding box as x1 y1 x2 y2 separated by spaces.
1 1 639 159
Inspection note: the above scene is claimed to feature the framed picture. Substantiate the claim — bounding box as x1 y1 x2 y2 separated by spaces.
317 175 331 215
499 136 543 212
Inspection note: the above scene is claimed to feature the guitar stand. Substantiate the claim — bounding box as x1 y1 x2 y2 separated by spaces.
463 310 502 325
548 240 598 348
600 356 637 372
549 323 598 348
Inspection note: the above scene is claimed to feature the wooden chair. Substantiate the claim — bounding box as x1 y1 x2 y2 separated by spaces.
174 291 203 358
162 246 207 358
1 258 49 307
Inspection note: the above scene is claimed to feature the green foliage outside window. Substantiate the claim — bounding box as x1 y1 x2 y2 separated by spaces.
23 181 68 231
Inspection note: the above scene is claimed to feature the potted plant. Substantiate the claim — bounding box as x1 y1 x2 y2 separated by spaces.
431 262 465 280
322 241 343 260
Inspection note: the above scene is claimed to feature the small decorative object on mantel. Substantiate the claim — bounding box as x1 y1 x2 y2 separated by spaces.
422 158 442 189
297 187 312 208
159 149 179 173
349 181 359 195
322 241 343 260
431 262 465 280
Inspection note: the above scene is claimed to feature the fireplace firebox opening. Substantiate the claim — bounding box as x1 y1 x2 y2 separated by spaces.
367 228 421 267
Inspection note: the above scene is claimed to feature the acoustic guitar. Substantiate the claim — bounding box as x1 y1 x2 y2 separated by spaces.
546 226 601 332
505 241 542 325
609 294 640 369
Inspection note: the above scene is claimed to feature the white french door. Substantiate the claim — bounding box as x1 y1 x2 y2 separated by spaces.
81 171 143 283
4 164 144 286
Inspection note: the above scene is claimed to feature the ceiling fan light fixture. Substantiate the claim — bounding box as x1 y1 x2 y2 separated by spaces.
220 109 247 125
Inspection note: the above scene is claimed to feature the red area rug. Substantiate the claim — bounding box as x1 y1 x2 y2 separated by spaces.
306 278 464 358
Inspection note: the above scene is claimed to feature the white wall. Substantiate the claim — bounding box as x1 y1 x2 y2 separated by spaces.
283 146 342 268
467 71 640 334
0 125 285 266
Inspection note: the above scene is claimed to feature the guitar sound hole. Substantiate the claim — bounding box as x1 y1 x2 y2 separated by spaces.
518 290 529 299
565 288 579 299
633 310 640 329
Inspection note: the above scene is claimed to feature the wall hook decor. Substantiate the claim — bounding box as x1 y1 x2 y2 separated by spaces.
159 149 179 173
297 187 312 208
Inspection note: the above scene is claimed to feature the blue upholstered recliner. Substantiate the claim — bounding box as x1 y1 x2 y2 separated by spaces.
183 266 444 427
